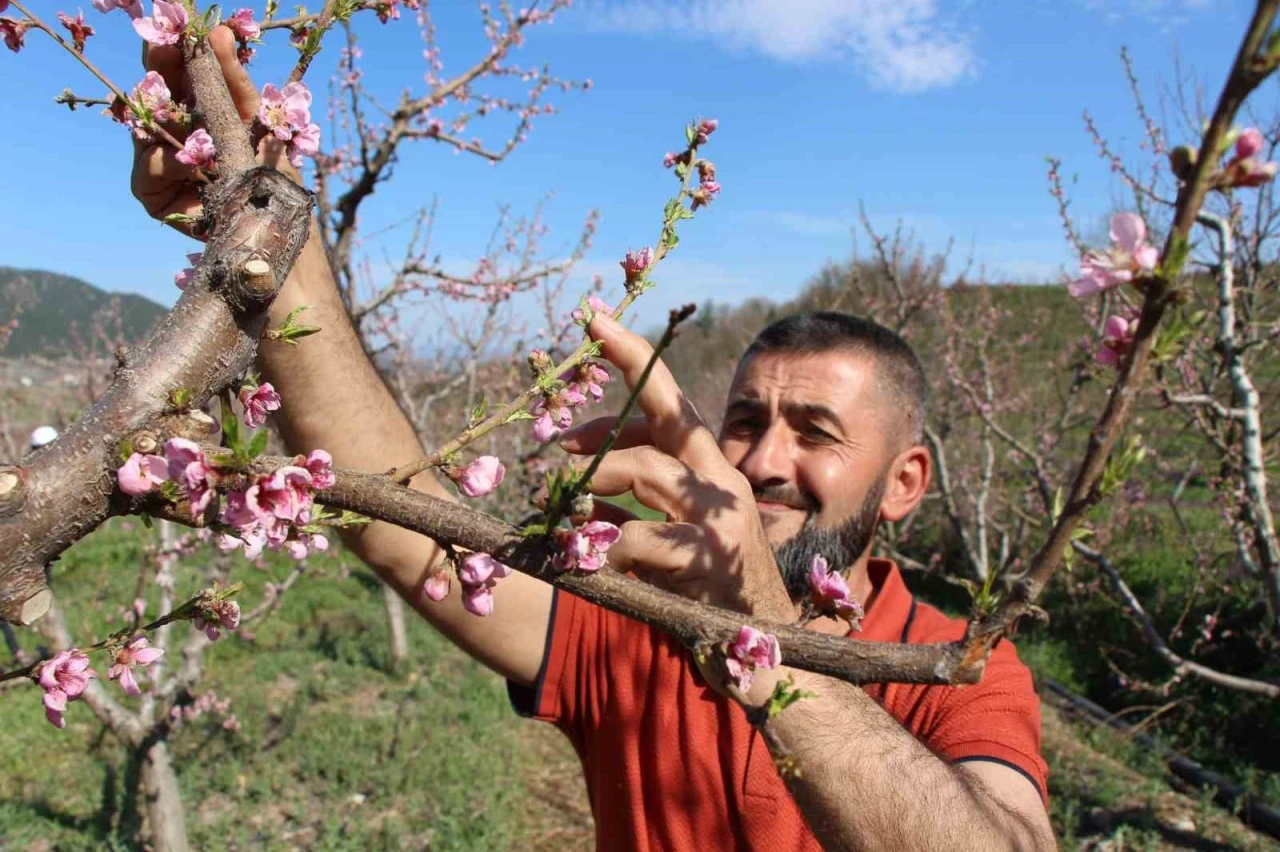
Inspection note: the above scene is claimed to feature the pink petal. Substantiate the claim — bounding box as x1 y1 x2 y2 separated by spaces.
1109 213 1147 254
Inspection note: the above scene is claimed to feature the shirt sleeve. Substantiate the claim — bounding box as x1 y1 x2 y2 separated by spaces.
927 640 1050 808
506 588 599 748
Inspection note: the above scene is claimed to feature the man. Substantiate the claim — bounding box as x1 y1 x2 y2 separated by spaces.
131 30 1055 851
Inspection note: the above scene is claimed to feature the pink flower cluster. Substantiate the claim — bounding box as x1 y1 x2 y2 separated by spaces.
194 599 240 641
552 520 621 573
133 0 187 46
449 455 505 498
258 82 321 168
725 626 781 693
458 553 513 616
226 8 260 41
38 650 96 729
107 636 163 696
238 381 281 428
114 70 176 139
807 554 865 628
1222 127 1278 188
1067 212 1159 299
169 690 238 732
217 450 335 561
1095 314 1136 368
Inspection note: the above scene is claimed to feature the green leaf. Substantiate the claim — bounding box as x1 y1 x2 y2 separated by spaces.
764 676 815 720
505 410 534 423
140 513 154 529
1159 232 1192 279
162 212 197 227
247 429 269 459
684 124 695 145
469 397 489 427
220 395 243 453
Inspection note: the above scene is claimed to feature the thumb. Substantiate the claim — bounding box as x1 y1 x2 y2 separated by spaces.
208 25 260 122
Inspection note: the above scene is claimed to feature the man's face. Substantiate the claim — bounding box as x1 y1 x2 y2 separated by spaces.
718 351 892 590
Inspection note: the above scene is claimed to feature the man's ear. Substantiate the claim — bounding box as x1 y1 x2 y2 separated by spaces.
880 444 931 523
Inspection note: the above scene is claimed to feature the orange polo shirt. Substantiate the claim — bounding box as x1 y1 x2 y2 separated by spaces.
509 558 1048 851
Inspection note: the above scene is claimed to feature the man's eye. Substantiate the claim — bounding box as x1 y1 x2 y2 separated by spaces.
726 418 760 433
804 426 835 443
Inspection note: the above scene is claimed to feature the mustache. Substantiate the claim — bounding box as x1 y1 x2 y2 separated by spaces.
752 484 818 513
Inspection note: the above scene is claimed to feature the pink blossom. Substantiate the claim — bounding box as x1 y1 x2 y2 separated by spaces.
423 569 451 602
458 553 513 617
571 295 613 323
1 17 27 52
0 0 9 10
38 649 96 728
725 626 781 692
226 7 260 40
288 122 321 167
691 179 721 211
451 455 505 498
1229 157 1278 188
1067 213 1160 298
117 452 170 496
133 0 187 46
572 362 610 402
806 554 864 627
163 437 217 517
620 247 653 281
248 466 314 523
1096 314 1136 368
134 70 174 123
238 382 282 428
303 449 336 489
195 599 240 641
107 636 163 696
176 128 216 170
695 118 718 144
553 520 621 573
259 82 311 139
663 152 678 168
174 252 202 290
1236 127 1264 159
57 11 95 51
92 0 143 16
531 409 558 443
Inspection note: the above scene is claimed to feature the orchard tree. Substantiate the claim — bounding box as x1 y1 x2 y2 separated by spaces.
2 0 1280 849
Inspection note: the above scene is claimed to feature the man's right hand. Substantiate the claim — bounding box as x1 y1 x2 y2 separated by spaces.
132 26 292 235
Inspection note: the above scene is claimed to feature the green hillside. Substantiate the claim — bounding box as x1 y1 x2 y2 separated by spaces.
0 267 167 357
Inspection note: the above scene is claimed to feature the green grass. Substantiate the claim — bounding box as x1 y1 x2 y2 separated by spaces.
0 520 540 851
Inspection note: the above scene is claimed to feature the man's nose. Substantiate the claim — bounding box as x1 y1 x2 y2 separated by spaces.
736 423 794 487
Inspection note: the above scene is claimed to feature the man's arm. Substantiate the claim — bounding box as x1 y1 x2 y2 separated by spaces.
258 221 554 685
746 664 1055 852
132 28 553 686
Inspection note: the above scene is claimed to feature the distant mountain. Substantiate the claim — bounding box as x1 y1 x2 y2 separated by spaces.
0 267 167 358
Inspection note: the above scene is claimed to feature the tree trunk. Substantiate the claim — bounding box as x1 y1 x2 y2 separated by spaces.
137 738 189 852
383 581 408 670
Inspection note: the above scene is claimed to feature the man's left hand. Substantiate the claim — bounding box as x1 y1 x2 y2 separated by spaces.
559 312 797 627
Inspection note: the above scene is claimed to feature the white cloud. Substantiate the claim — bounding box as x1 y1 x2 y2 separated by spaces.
583 0 978 93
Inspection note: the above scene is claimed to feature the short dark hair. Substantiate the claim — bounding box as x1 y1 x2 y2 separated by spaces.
741 311 927 444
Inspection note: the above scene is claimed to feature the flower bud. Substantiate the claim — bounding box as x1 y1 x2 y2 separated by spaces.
1169 145 1197 181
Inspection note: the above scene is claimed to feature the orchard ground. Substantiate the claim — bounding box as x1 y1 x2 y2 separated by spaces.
0 519 1276 851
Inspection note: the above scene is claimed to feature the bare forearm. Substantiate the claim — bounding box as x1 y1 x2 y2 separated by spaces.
759 669 1051 852
258 221 449 588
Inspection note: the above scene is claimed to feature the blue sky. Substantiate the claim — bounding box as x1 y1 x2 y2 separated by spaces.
0 0 1270 333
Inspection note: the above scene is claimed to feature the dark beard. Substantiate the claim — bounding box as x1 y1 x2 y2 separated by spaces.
771 477 886 600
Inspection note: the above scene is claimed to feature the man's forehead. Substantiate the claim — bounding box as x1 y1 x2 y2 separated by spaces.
728 350 878 406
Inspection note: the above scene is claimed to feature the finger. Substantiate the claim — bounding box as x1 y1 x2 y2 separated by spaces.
208 25 261 121
605 520 706 577
143 41 186 99
586 447 731 522
587 312 727 476
133 141 192 188
559 416 652 454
